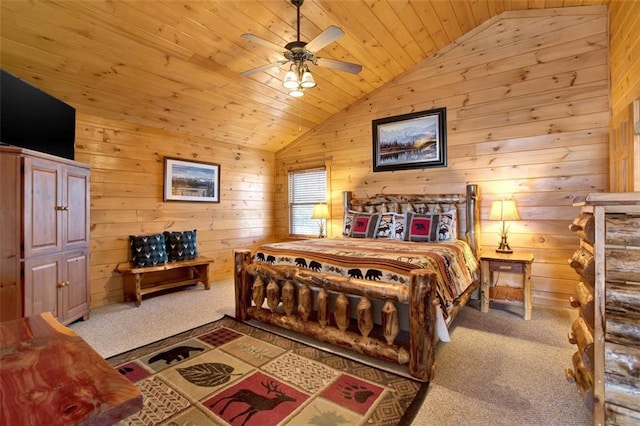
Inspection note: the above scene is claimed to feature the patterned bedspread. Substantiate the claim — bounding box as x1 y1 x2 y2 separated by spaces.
253 237 479 319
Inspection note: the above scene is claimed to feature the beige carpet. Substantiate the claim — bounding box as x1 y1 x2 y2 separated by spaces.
416 302 592 425
71 279 235 358
71 279 592 425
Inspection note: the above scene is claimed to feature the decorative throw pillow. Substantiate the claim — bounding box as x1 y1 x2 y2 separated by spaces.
374 212 396 238
351 212 380 238
343 210 357 236
439 209 457 241
390 213 406 240
164 230 198 261
404 210 457 242
375 212 406 239
130 233 167 267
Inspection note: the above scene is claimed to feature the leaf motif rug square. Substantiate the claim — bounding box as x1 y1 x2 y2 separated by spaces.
108 316 427 426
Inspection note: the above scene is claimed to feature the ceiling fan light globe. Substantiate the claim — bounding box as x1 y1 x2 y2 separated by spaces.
289 89 304 97
283 80 300 90
300 71 316 88
283 71 299 89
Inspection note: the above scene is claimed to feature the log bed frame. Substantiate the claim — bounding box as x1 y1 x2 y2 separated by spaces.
234 184 481 382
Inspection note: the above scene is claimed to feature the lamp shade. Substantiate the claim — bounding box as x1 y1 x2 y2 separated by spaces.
489 200 520 221
489 199 519 254
311 204 330 219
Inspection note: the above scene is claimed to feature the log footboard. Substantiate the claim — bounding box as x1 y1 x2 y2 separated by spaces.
234 249 440 381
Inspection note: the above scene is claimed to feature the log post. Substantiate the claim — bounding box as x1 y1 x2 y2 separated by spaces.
335 292 350 332
357 297 373 338
252 276 265 308
568 213 595 244
282 281 295 316
409 269 437 381
298 284 312 321
234 250 252 321
570 317 594 370
266 279 280 312
569 248 595 285
565 351 594 411
569 281 594 329
317 288 329 328
381 300 399 345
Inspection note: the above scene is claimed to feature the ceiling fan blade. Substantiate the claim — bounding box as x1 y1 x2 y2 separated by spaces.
241 61 288 77
241 33 287 53
315 57 362 74
305 25 344 53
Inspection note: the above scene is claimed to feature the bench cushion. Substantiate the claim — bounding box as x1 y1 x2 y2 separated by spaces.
164 230 198 261
129 233 168 267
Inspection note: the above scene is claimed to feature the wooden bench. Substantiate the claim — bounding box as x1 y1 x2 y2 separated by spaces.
116 257 213 306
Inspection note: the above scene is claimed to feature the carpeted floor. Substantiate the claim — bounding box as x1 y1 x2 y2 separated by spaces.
71 278 592 425
71 280 235 358
419 302 592 425
108 316 427 425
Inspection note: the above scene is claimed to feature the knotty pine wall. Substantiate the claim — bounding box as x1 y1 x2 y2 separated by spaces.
609 0 640 192
75 113 275 307
276 6 610 307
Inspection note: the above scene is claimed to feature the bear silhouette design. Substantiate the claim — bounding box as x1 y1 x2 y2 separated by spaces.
348 268 363 279
309 261 322 271
148 346 204 365
365 269 383 280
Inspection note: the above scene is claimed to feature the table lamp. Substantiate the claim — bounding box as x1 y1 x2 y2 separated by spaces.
489 199 520 253
311 204 330 238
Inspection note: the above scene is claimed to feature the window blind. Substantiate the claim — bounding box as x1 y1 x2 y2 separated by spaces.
288 168 327 236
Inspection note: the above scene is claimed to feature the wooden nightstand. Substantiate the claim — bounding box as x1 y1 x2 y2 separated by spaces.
480 251 534 320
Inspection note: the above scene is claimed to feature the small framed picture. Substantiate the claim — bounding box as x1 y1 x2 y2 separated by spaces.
163 157 220 203
372 107 447 172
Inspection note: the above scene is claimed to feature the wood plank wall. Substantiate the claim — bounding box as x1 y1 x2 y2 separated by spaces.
608 0 640 192
75 113 275 307
275 6 610 307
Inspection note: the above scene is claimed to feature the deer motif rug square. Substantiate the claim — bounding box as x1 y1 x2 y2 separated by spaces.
108 316 427 426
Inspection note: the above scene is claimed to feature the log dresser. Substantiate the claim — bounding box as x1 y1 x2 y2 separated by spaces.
566 192 640 425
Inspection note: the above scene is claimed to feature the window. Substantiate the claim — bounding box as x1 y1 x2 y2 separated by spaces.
288 167 327 236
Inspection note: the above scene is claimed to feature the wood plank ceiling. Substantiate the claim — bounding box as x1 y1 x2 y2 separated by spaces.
0 0 609 153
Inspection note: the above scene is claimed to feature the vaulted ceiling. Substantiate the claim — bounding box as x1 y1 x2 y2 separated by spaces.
0 0 609 152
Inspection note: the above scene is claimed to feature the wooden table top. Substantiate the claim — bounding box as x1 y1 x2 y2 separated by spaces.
0 312 142 426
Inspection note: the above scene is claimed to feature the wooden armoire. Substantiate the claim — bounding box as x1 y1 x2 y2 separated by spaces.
0 145 91 325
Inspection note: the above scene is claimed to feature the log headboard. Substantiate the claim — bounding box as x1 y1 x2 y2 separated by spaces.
342 184 480 258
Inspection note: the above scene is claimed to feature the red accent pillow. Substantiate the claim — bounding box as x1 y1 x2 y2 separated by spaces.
351 212 380 238
404 210 456 242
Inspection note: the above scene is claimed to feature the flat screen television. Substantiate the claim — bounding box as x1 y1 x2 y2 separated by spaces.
1 69 76 160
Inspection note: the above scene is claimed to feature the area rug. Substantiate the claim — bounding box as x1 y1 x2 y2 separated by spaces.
108 315 428 425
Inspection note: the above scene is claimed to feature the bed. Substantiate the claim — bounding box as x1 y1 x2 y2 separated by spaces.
234 184 482 381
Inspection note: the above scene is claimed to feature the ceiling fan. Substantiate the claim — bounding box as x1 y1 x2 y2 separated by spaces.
240 0 362 97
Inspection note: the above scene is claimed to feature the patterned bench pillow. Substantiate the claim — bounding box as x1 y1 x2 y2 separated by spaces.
164 230 198 262
130 233 168 267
